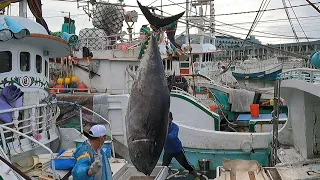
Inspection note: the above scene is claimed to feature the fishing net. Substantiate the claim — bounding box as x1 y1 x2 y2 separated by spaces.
92 3 124 35
56 94 94 128
78 28 110 51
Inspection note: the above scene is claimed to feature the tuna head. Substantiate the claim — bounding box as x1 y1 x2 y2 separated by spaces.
125 34 170 176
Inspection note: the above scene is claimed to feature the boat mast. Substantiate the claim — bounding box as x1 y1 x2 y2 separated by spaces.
210 0 215 44
19 0 27 18
194 1 205 69
185 0 189 45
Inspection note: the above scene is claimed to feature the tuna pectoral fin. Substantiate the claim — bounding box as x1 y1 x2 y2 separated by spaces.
137 0 185 31
126 65 136 80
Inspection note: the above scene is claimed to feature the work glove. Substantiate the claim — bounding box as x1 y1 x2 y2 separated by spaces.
89 160 102 175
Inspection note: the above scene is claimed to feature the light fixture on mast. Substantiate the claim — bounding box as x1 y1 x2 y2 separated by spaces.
124 10 138 41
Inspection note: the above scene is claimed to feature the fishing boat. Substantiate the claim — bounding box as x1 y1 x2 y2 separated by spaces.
231 56 283 80
0 1 171 179
44 2 291 179
215 53 320 180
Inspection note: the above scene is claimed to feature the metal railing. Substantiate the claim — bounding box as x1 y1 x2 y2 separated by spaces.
0 146 24 180
76 32 144 51
55 101 116 158
0 103 59 155
50 87 131 94
171 86 208 106
278 68 320 84
0 124 57 179
236 62 282 73
235 58 280 69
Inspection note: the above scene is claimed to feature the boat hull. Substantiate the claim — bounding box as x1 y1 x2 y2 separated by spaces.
159 147 269 170
232 69 282 80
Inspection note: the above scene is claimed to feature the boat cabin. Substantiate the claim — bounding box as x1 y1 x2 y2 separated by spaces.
0 15 70 162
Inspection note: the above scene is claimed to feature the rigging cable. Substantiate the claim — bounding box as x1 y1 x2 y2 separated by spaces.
146 1 307 58
243 0 271 43
221 0 271 75
49 0 320 16
282 0 301 49
287 0 315 51
164 0 306 41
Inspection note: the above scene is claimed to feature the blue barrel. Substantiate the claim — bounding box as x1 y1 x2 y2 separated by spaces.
311 51 320 68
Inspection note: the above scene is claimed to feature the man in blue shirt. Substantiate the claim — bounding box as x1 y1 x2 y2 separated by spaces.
162 112 201 179
72 124 112 180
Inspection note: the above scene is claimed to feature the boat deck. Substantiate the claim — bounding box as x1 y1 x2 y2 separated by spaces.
31 157 127 179
276 159 320 179
275 147 320 179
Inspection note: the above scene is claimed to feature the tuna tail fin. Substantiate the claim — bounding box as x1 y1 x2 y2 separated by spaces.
168 71 176 92
137 1 185 31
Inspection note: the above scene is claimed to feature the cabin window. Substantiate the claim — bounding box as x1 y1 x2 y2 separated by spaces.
167 60 171 70
180 63 189 68
36 55 42 74
192 54 199 63
20 52 30 72
45 60 48 77
0 51 12 73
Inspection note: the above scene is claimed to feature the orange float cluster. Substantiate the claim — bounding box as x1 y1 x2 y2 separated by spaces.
49 56 88 94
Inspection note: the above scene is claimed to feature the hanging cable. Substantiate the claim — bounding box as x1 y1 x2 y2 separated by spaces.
219 0 271 76
243 0 269 43
287 0 315 52
282 0 301 50
251 0 272 37
144 1 307 58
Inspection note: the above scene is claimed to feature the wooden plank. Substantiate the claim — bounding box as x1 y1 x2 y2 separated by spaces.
230 169 236 180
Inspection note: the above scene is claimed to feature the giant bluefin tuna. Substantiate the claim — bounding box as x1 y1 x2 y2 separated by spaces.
125 1 184 176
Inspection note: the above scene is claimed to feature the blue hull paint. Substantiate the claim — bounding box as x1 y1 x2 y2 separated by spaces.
232 69 282 80
232 71 265 79
160 148 270 170
264 69 282 80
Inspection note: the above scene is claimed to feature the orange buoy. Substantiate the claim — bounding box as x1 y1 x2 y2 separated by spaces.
77 82 88 92
209 104 217 112
49 89 56 94
71 76 78 83
56 84 65 93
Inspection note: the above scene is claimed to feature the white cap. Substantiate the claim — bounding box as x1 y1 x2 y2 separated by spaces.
89 125 107 137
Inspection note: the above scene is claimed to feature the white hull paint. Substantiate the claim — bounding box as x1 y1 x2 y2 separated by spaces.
233 58 283 75
169 91 291 150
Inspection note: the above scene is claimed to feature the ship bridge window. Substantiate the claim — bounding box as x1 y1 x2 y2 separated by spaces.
0 51 12 73
180 62 189 68
45 60 48 77
20 52 30 72
36 55 42 74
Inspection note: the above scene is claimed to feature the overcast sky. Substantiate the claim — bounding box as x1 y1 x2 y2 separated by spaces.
8 0 320 44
